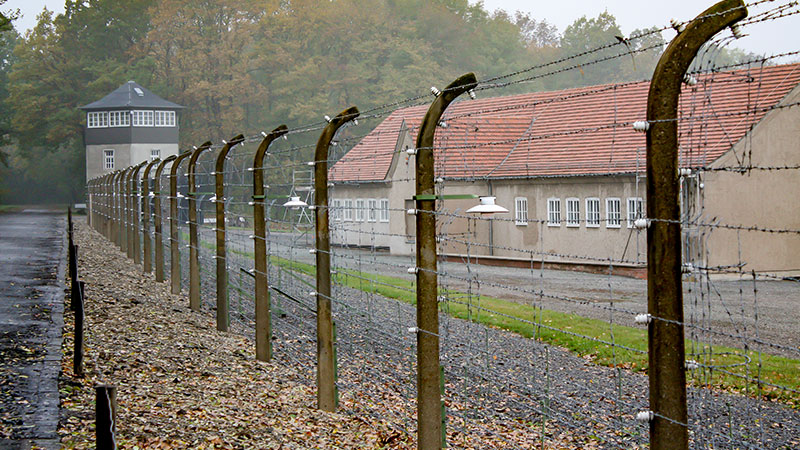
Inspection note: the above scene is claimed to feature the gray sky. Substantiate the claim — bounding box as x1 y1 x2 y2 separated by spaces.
4 0 799 58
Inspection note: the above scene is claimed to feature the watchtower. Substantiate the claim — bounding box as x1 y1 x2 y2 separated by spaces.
80 81 184 180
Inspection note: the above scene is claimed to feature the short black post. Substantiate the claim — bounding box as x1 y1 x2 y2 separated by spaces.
69 251 80 311
73 281 85 377
95 385 117 450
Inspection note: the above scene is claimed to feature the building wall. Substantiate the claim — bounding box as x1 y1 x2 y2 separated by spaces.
435 177 647 266
331 148 647 266
86 143 180 180
703 86 800 275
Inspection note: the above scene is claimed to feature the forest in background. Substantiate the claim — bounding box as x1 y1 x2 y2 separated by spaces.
0 0 758 203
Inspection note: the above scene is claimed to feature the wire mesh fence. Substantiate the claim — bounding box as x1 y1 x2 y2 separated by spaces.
85 1 799 448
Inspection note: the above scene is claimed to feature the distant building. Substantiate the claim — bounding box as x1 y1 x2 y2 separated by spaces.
80 81 184 180
329 64 800 277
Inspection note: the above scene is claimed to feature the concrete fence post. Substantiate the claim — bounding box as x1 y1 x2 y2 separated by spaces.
214 134 245 332
141 159 160 274
170 150 194 295
645 2 746 449
252 125 289 361
415 73 477 450
154 155 177 282
314 107 359 412
188 143 214 311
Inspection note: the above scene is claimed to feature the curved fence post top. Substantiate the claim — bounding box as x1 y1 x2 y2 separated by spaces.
215 134 246 172
254 125 289 169
314 106 360 162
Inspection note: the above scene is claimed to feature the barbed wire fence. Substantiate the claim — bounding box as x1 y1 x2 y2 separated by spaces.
85 0 799 448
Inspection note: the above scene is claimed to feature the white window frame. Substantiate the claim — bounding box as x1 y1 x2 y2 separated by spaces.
103 149 115 170
108 111 129 127
546 198 561 227
627 197 643 228
331 199 342 221
355 199 366 222
154 110 176 127
132 110 154 127
343 199 353 222
379 198 390 223
566 197 580 227
586 198 600 228
87 111 108 128
367 199 377 222
606 198 621 228
150 149 161 161
514 197 528 226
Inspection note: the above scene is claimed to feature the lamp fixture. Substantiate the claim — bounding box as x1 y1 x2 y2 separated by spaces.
466 196 509 215
283 196 308 209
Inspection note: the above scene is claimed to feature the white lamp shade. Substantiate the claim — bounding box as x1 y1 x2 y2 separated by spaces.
466 196 508 215
283 196 308 209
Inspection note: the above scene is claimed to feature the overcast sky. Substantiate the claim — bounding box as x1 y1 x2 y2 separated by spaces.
4 0 799 58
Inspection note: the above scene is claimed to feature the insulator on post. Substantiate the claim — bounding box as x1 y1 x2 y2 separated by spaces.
683 75 698 86
324 115 332 123
430 86 441 97
406 209 417 215
632 121 650 132
405 147 417 155
407 326 418 333
468 89 476 100
686 360 700 370
634 313 651 324
730 23 743 39
670 19 685 33
633 218 649 229
636 411 654 422
407 267 419 274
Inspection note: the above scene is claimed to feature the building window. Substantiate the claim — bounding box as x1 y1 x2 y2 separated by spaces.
606 198 621 228
566 197 580 227
132 110 154 127
154 110 176 127
367 199 377 222
514 197 528 226
103 149 115 170
355 199 366 222
87 112 108 128
331 199 341 221
343 199 353 222
108 111 130 127
546 198 561 226
627 197 643 228
379 199 390 222
586 198 600 228
150 149 161 161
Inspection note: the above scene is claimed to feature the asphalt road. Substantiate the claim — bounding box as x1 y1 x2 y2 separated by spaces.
0 210 66 450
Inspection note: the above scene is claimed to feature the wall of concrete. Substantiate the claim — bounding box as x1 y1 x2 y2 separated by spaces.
703 85 800 276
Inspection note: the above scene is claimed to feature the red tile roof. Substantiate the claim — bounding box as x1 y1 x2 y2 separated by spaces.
331 63 800 182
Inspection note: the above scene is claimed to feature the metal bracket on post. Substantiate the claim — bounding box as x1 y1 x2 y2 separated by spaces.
141 159 161 274
154 155 178 283
253 125 289 362
214 134 245 332
645 2 746 449
188 142 214 311
314 106 359 412
169 150 193 295
415 72 477 450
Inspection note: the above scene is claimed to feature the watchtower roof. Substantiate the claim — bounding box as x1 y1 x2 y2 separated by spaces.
80 81 184 111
